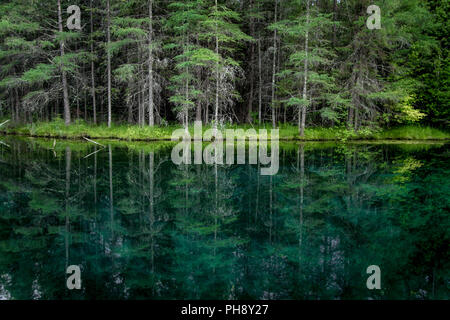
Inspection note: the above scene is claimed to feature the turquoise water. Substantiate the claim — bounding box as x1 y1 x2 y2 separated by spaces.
0 137 448 300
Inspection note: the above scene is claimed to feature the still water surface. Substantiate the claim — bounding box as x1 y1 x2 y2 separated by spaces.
0 137 448 300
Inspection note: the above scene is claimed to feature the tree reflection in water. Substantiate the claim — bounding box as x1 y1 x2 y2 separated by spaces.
0 138 448 300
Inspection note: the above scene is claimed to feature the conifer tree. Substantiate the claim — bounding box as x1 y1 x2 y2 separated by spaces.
272 0 336 136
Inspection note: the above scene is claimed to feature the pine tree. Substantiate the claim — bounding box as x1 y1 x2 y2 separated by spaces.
201 0 251 128
273 0 336 136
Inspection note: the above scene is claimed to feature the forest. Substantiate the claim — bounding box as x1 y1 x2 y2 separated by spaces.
0 0 449 301
0 0 448 138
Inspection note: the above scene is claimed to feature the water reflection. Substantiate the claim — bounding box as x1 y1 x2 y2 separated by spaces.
0 138 448 300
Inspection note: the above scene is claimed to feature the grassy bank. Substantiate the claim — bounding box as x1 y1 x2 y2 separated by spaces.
0 119 448 141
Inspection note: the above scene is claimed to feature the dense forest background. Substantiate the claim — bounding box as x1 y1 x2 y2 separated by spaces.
0 0 448 134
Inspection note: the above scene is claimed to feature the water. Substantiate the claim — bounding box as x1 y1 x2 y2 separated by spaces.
0 137 448 300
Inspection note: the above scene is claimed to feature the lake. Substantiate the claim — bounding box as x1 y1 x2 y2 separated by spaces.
0 137 448 300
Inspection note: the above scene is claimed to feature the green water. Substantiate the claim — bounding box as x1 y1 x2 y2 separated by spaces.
0 137 448 300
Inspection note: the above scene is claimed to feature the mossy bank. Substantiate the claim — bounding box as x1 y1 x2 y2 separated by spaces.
1 119 449 142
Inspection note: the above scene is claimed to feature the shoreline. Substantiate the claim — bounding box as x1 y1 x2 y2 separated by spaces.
1 131 449 143
1 120 448 143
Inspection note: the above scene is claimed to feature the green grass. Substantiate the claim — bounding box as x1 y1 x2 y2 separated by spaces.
1 118 178 140
372 126 450 140
1 118 448 142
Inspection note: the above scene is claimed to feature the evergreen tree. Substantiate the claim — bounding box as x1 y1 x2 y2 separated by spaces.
273 0 336 135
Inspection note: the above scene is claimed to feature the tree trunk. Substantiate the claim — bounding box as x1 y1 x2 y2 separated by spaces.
271 0 278 128
138 81 142 126
90 0 97 124
258 35 262 124
300 0 310 137
84 91 87 120
127 48 133 124
196 101 202 122
205 100 209 124
148 0 154 127
107 0 112 128
185 72 189 131
247 0 255 123
76 89 80 120
58 0 71 126
214 0 219 129
184 35 189 132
